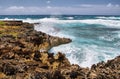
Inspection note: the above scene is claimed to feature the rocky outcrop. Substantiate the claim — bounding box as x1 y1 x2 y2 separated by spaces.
0 21 71 51
89 56 120 79
0 20 120 79
0 21 23 26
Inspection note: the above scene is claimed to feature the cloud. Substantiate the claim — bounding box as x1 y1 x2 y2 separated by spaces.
0 4 120 15
47 6 52 9
6 6 25 11
81 4 93 7
107 3 113 7
75 3 120 8
76 4 93 8
106 3 120 8
115 4 119 7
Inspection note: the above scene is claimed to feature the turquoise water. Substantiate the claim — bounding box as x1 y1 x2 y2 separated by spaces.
0 15 120 67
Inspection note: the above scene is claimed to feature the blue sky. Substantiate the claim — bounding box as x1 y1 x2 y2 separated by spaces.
0 0 120 15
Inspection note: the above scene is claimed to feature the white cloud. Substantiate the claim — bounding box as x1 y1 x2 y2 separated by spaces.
106 3 120 8
79 4 93 7
6 6 25 11
107 3 113 7
0 4 120 15
76 3 120 8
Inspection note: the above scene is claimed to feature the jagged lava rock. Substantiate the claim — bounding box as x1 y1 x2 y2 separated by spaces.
0 20 120 79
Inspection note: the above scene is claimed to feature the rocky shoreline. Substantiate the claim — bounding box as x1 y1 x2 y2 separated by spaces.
0 20 120 79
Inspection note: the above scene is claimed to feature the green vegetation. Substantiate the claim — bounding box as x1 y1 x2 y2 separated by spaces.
0 21 5 25
0 25 23 38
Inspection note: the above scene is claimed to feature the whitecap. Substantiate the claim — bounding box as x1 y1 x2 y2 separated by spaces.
37 18 120 28
66 17 74 20
96 16 120 20
1 17 120 28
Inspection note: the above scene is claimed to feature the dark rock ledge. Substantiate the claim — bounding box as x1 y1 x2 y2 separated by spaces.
0 20 120 79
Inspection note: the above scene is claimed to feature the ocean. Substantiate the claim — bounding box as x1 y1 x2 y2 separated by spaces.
0 15 120 67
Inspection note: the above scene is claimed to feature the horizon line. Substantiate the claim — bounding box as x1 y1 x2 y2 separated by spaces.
0 14 120 16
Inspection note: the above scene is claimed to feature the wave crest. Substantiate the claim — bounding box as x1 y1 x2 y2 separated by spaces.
96 16 120 20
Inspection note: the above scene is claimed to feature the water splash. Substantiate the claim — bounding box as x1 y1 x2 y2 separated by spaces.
0 15 120 67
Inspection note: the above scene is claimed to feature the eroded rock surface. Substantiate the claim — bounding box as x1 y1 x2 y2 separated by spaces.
0 21 120 79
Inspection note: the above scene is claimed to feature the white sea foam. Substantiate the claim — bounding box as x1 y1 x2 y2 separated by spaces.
77 19 120 28
66 17 74 20
1 17 120 28
50 42 120 68
79 45 98 67
49 43 82 66
99 35 115 41
36 18 120 28
50 44 98 68
34 22 60 36
1 17 120 67
114 41 120 47
0 18 22 21
96 16 120 20
96 46 120 61
50 45 80 65
33 17 120 67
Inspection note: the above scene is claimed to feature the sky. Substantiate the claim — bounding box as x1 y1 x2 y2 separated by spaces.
0 0 120 15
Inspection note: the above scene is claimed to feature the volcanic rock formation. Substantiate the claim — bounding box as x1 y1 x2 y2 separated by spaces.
0 21 119 79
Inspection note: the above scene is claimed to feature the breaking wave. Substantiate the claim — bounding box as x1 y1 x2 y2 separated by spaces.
0 15 120 67
1 17 120 28
96 16 120 20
